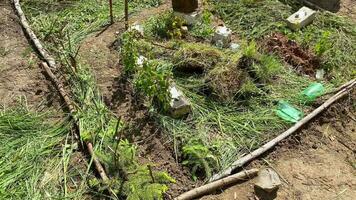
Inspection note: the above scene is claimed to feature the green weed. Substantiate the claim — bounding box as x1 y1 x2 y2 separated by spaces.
144 12 185 39
182 142 218 180
134 60 173 111
191 10 215 39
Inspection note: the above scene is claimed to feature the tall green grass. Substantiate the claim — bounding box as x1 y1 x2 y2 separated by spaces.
0 107 90 199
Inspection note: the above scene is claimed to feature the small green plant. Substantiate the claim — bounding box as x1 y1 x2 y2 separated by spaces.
134 60 173 111
252 54 282 82
315 31 332 57
121 31 139 74
145 12 185 39
97 140 175 200
191 10 214 38
243 41 258 59
182 142 218 180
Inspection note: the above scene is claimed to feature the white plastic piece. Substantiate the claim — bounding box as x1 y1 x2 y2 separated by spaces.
174 11 201 25
287 6 316 30
212 25 232 48
129 22 144 35
136 55 147 67
316 69 325 80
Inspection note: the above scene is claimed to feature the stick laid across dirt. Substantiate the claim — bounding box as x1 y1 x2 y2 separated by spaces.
13 0 57 69
41 63 117 198
209 79 356 182
175 169 259 200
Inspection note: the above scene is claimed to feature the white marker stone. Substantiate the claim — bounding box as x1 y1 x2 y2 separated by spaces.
212 25 232 48
287 6 316 30
169 85 191 118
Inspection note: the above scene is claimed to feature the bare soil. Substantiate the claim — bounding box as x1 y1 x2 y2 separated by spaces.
0 0 58 108
201 91 356 200
264 33 320 76
339 0 356 20
78 1 197 197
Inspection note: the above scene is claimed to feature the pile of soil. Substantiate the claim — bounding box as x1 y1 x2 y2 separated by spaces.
264 33 320 76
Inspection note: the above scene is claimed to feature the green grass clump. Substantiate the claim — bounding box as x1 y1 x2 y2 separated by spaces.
190 10 215 39
182 141 218 180
144 11 185 39
134 60 173 111
173 42 224 73
0 108 89 199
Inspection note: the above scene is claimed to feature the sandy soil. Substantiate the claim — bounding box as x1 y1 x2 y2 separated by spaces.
339 0 356 20
201 92 356 200
0 0 58 108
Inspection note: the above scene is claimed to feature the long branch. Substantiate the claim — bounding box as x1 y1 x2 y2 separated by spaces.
13 0 57 69
209 79 355 182
175 169 259 200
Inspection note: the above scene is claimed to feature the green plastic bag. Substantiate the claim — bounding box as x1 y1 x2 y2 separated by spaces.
300 83 324 103
276 100 304 123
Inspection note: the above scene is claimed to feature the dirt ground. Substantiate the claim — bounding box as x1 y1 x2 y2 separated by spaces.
0 0 58 109
201 92 356 200
339 0 356 20
2 0 355 199
78 1 198 197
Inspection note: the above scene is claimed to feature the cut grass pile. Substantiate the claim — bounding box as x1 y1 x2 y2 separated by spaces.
0 107 90 199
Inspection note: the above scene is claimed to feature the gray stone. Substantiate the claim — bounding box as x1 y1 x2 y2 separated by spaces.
254 168 281 193
230 43 240 52
212 25 232 48
287 6 316 30
174 11 201 25
169 86 191 118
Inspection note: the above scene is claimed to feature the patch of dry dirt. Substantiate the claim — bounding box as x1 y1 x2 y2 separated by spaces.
78 1 197 197
201 91 356 200
339 0 356 20
0 0 58 108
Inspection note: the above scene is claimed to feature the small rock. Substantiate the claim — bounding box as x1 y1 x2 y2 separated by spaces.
181 26 189 35
169 85 191 118
212 25 232 48
230 43 240 51
254 168 281 193
287 7 316 30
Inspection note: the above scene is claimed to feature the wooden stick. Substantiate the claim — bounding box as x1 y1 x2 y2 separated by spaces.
14 0 116 196
209 79 356 182
124 0 129 30
175 169 259 200
13 0 57 69
109 0 114 24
